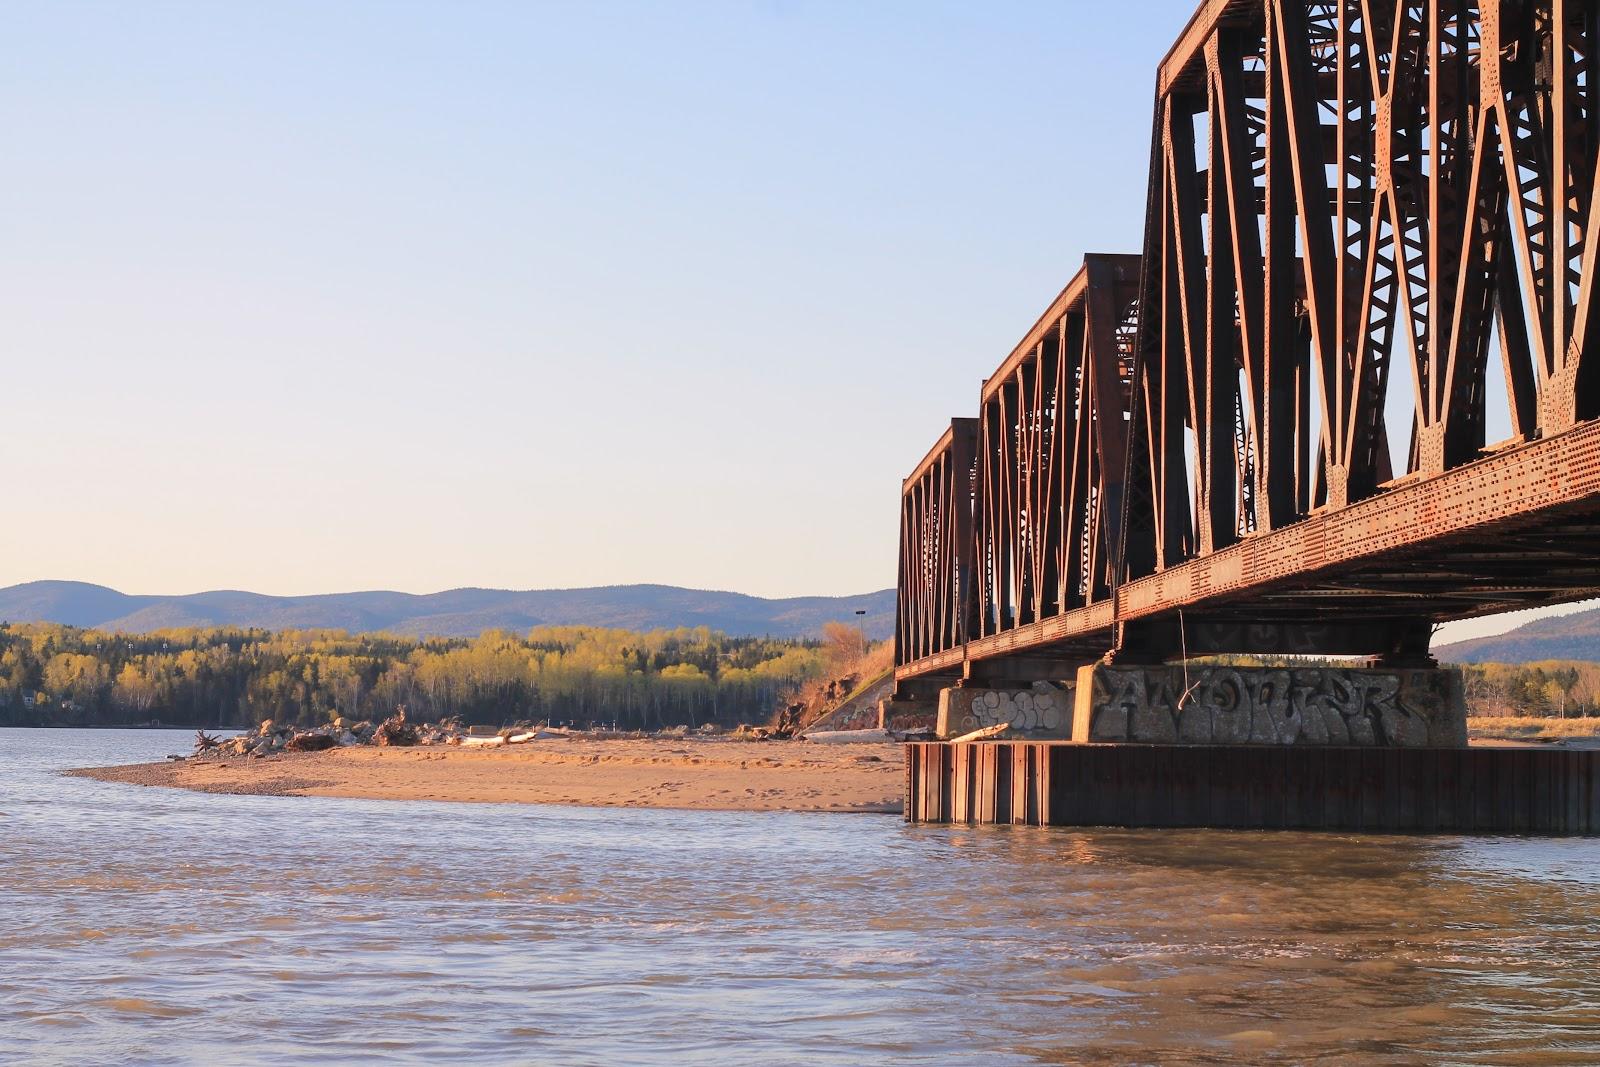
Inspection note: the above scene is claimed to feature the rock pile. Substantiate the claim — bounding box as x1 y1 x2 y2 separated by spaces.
193 707 464 758
189 712 797 758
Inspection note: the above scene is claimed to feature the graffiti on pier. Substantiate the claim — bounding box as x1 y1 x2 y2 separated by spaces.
938 683 1071 739
1086 666 1466 748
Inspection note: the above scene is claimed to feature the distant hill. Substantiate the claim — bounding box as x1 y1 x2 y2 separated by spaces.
1438 606 1600 664
0 580 895 641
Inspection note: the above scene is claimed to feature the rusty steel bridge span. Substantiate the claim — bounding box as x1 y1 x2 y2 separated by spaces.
896 0 1600 702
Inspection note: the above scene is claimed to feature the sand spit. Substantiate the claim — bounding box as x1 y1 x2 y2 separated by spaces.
68 737 906 814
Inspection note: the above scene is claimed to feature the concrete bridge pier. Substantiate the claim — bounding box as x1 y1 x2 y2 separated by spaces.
903 655 1600 833
1069 662 1468 748
898 661 1600 833
881 676 949 733
935 682 1074 740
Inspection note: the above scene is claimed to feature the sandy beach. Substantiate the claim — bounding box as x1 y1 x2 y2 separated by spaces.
69 737 906 814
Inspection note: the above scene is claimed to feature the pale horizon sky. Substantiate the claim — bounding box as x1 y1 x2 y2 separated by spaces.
3 1 1191 601
0 1 1586 644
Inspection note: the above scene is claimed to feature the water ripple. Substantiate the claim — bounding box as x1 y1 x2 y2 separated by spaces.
4 728 1600 1065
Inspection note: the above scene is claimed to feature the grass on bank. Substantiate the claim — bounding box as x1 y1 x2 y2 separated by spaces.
1468 716 1600 741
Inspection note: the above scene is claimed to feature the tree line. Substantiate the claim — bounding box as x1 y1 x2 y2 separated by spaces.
1459 660 1600 718
0 622 832 730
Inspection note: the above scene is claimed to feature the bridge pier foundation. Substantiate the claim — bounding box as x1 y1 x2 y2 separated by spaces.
900 664 1520 831
905 741 1600 834
1069 662 1466 747
935 683 1073 740
879 696 939 733
885 675 955 733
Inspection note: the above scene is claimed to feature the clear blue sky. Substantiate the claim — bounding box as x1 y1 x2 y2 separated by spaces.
2 0 1579 640
1 0 1192 599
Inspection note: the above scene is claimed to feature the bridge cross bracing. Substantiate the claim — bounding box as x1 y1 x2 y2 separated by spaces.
896 0 1600 690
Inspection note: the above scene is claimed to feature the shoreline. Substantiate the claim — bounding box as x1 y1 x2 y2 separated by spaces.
67 737 906 814
71 729 1592 816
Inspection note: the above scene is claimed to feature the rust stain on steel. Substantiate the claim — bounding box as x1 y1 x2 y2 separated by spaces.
897 0 1600 686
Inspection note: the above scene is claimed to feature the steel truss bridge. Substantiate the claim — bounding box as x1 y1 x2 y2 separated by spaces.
897 0 1600 694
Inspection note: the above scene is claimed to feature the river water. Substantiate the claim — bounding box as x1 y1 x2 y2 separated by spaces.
4 728 1600 1065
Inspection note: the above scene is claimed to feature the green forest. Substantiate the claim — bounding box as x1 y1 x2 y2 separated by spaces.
0 622 832 730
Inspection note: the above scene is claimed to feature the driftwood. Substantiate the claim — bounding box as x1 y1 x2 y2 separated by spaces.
948 721 1011 744
373 706 419 747
799 728 892 744
767 703 802 740
457 730 564 747
190 706 468 759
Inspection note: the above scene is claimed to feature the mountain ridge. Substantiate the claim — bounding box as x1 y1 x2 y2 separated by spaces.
13 582 1600 660
0 580 895 640
1437 604 1600 663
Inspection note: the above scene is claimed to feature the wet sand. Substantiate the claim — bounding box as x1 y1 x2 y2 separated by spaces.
69 737 906 814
